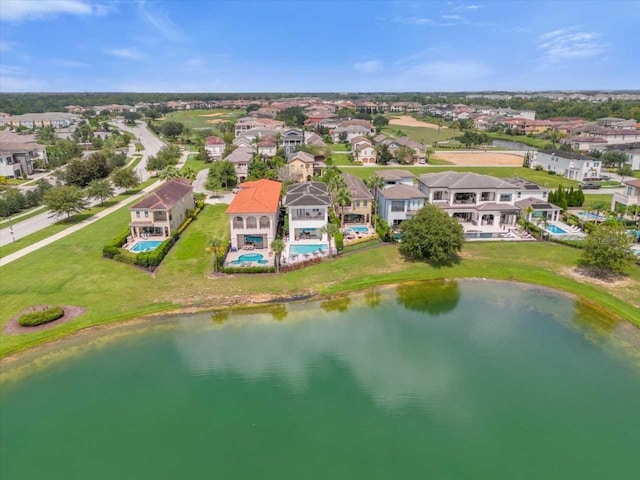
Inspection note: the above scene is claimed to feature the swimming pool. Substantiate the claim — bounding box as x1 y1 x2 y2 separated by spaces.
546 224 567 234
290 244 327 256
130 240 163 253
578 211 606 220
230 253 269 265
344 226 369 234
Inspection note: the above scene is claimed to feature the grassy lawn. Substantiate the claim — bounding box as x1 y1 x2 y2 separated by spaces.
382 126 457 146
341 166 580 188
331 143 348 152
1 201 639 358
157 109 246 129
581 194 614 210
182 153 209 173
0 179 157 258
331 153 352 166
486 132 550 149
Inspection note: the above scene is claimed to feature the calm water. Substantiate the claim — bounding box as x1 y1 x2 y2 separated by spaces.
2 280 640 480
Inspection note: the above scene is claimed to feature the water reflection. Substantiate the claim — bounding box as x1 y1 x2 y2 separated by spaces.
395 280 460 316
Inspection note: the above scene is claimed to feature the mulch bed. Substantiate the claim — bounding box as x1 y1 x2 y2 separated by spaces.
4 305 87 335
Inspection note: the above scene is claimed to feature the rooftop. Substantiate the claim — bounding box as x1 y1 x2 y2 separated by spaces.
342 173 373 200
131 178 193 210
537 149 601 162
225 179 282 215
418 171 516 189
284 181 331 207
375 169 414 182
379 184 426 200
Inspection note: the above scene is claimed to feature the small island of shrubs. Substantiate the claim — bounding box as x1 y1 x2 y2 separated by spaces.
18 306 65 327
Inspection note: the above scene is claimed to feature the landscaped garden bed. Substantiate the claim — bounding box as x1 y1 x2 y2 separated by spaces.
5 305 87 335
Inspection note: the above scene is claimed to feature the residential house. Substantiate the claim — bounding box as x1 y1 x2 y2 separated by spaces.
376 184 427 227
332 121 375 142
0 131 48 177
504 177 551 202
375 169 415 188
611 178 640 212
341 173 373 224
284 182 331 250
563 136 608 152
281 128 304 157
0 112 76 129
304 131 327 148
225 146 254 183
234 117 285 137
287 151 325 182
233 128 279 147
128 178 194 240
381 136 426 163
205 136 225 161
531 150 602 180
514 197 562 223
226 179 282 251
350 136 377 164
417 172 521 228
257 136 278 157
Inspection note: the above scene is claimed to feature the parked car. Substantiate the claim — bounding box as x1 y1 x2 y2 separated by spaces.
582 182 602 190
232 187 240 194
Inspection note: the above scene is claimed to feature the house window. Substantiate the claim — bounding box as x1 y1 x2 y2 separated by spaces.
363 200 368 207
391 201 405 212
136 211 140 218
246 216 257 229
144 211 149 218
500 194 512 202
433 191 443 201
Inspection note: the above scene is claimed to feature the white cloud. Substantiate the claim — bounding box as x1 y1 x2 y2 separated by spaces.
0 0 106 22
538 28 607 61
442 14 463 21
394 16 434 25
354 60 383 74
49 59 90 67
105 48 144 60
138 0 186 42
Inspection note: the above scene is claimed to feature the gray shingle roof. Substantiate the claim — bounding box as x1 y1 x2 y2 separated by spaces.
379 184 426 200
417 171 516 189
375 169 414 182
225 146 253 164
342 173 373 200
284 181 331 207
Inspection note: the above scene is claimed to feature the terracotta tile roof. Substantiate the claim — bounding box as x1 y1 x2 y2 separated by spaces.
225 179 282 214
206 136 224 145
131 178 193 210
624 178 640 188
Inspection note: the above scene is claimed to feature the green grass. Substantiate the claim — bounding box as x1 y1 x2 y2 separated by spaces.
486 132 550 149
182 153 209 173
331 144 348 152
330 153 352 166
340 166 580 188
1 200 639 358
382 125 457 146
5 178 28 185
157 109 246 129
0 206 46 227
0 179 157 258
595 180 623 188
581 194 614 210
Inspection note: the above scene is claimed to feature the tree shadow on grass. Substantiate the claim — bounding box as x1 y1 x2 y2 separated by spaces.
401 252 462 269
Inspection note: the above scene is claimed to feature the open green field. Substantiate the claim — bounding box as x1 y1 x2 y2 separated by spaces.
382 125 457 146
1 201 639 358
157 109 246 129
330 153 352 166
340 166 580 188
331 144 348 152
581 194 614 210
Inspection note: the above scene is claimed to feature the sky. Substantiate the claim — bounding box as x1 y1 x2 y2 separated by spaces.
0 0 639 93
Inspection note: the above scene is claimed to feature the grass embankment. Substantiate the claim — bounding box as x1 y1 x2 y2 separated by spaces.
156 109 246 129
341 166 580 188
1 203 639 358
0 178 157 258
486 132 551 149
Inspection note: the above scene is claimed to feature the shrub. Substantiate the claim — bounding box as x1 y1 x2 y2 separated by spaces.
18 306 64 327
219 266 276 274
342 238 381 253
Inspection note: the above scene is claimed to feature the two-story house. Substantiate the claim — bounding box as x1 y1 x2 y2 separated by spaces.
287 151 325 182
376 184 427 227
281 129 304 157
532 150 602 180
350 136 377 164
284 182 331 252
225 146 254 184
205 135 225 161
379 136 427 163
257 136 277 157
128 178 194 241
611 178 640 213
226 179 282 251
417 172 521 228
341 173 373 224
375 169 415 188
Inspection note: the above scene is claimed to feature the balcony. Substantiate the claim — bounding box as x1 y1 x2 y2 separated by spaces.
613 192 640 207
291 212 325 221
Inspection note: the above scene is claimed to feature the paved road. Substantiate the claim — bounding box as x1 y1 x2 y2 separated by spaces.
0 122 164 247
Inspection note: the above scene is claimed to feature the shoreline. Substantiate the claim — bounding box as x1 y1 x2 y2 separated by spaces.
0 276 624 370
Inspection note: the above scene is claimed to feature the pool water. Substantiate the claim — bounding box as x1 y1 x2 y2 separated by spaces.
345 226 369 233
289 244 327 256
578 211 605 220
230 253 268 265
130 240 163 252
546 224 567 234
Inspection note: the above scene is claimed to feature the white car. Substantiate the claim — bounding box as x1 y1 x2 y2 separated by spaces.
232 187 240 194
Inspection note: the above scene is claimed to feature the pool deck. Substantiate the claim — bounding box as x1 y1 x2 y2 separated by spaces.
224 248 274 268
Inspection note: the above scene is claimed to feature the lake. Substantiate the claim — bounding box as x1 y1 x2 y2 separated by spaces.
492 139 538 151
1 280 639 479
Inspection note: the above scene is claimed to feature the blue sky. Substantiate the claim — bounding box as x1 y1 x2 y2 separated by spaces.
1 0 639 92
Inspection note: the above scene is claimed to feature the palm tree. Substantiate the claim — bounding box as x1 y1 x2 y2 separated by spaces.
270 238 285 272
524 205 535 223
364 174 385 219
591 201 608 226
335 187 352 226
321 222 340 258
207 238 223 272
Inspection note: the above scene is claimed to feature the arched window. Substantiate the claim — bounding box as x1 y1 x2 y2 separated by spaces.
246 216 257 229
259 216 270 228
234 216 244 229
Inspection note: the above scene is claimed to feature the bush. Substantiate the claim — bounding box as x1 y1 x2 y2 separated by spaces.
18 306 64 327
219 266 276 274
342 238 381 253
102 228 130 258
535 165 544 171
